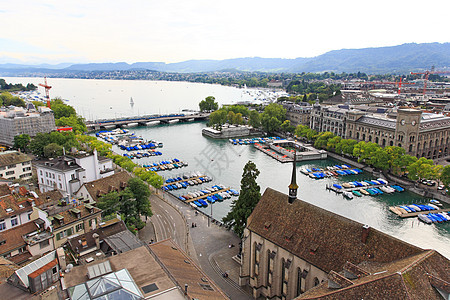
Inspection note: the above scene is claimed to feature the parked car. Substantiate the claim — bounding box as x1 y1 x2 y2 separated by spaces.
438 185 445 190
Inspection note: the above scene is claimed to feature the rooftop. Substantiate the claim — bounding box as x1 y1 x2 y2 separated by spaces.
49 204 101 230
0 151 31 167
82 171 131 203
33 156 83 172
0 221 39 255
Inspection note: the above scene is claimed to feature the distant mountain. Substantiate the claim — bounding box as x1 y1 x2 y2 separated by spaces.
0 43 449 74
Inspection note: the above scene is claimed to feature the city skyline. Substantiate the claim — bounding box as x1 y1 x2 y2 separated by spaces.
1 0 449 64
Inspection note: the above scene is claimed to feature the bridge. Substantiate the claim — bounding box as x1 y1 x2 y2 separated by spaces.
86 113 209 131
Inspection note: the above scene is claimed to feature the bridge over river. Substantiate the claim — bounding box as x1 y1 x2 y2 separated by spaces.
86 113 209 131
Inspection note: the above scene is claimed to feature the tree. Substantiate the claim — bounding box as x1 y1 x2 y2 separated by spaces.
199 96 218 112
50 98 77 119
13 134 30 152
208 109 227 130
260 103 286 133
327 136 342 152
249 110 261 128
314 132 334 149
222 161 261 237
127 177 152 219
97 192 120 216
407 157 434 181
440 165 450 189
372 148 390 170
43 143 63 158
56 115 87 133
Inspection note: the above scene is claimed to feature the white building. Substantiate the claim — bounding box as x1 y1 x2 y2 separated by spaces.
0 150 33 182
33 150 114 198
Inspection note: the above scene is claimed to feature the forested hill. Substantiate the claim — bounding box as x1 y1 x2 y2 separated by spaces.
0 43 449 74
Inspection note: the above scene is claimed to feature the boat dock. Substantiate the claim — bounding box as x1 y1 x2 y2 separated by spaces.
162 175 204 187
184 188 231 203
254 144 292 163
389 207 450 218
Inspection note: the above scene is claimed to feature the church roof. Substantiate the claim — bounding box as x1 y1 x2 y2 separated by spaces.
247 188 423 274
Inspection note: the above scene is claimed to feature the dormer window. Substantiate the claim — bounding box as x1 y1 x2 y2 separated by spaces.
264 221 271 230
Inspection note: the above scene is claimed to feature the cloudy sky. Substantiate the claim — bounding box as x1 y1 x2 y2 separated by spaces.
1 0 448 64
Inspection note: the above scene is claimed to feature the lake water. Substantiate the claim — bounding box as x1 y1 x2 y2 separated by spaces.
4 77 450 258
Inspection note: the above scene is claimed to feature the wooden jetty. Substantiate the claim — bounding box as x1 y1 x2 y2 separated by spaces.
184 188 231 203
389 207 450 218
162 175 205 187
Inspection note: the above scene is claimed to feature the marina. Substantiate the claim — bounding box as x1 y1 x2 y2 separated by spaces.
142 159 187 172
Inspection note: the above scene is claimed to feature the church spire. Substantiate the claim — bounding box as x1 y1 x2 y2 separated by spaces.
288 148 298 204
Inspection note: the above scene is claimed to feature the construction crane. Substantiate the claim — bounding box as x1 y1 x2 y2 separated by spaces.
356 80 415 94
38 77 52 108
410 66 450 96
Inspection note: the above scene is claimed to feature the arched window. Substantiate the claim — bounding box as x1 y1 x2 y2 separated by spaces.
356 132 360 139
362 134 366 141
417 143 421 150
398 143 402 147
375 137 379 144
409 144 413 152
390 141 394 146
382 139 386 146
369 136 372 142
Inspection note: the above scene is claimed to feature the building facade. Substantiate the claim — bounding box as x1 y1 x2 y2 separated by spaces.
282 102 312 127
34 150 114 197
0 151 33 182
0 106 55 146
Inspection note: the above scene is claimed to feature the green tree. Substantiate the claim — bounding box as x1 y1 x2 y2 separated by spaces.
260 103 286 133
280 120 294 133
56 115 87 133
13 134 31 152
97 192 120 216
199 96 219 112
249 110 261 128
127 177 152 219
440 165 450 189
50 98 77 119
327 136 342 152
222 161 261 237
43 143 63 158
314 132 334 149
372 148 390 170
407 157 434 181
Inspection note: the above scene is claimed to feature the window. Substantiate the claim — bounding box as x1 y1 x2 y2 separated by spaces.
52 173 55 179
7 164 16 169
22 167 31 172
5 171 14 175
11 218 18 227
76 223 84 232
40 170 43 176
0 222 6 231
22 161 30 166
28 213 32 220
314 277 320 287
58 175 61 181
40 239 50 249
45 172 48 177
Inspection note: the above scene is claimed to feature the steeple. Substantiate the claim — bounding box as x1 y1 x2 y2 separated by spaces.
288 148 298 204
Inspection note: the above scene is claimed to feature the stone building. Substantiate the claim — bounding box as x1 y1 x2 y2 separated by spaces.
239 162 450 299
311 104 450 160
346 108 450 159
0 106 55 146
282 102 312 127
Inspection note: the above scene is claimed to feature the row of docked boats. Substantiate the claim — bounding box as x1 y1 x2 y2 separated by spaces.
391 203 441 215
119 141 163 151
229 136 281 145
179 185 236 202
307 168 363 179
143 159 187 172
418 212 450 224
123 150 163 159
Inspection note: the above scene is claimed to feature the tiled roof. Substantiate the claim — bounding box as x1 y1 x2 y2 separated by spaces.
33 156 82 172
28 258 57 279
0 257 19 279
355 116 396 129
0 221 38 255
51 204 101 230
0 151 31 168
0 194 33 220
34 190 63 207
9 251 32 265
297 250 450 299
149 239 229 300
67 219 128 255
247 188 423 274
82 171 131 202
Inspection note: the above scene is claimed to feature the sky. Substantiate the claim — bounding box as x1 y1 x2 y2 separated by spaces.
1 0 449 64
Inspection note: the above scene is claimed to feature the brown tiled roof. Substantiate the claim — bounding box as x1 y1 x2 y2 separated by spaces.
0 257 19 279
51 204 101 230
9 251 32 265
82 171 131 202
0 222 38 255
67 219 127 254
149 239 229 300
0 184 11 197
247 188 423 273
0 195 33 220
297 250 450 299
28 258 58 279
0 151 31 168
34 189 63 207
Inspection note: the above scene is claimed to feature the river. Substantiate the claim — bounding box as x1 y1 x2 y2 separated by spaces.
3 77 450 258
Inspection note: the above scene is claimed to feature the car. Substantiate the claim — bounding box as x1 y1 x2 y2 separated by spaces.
437 185 445 190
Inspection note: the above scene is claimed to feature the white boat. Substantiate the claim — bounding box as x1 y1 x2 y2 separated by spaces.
343 191 354 199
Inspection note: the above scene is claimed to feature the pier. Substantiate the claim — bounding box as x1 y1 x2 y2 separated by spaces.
184 188 231 203
86 112 209 131
389 207 450 218
162 175 205 187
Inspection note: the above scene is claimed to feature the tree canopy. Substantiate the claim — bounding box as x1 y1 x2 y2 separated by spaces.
222 161 261 237
260 103 286 133
199 96 219 112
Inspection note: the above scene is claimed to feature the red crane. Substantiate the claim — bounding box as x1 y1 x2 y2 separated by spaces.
410 67 450 95
356 80 415 94
38 77 52 108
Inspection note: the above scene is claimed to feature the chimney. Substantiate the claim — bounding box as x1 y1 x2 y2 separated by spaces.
361 224 370 244
93 233 100 249
184 284 188 295
288 147 298 204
